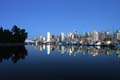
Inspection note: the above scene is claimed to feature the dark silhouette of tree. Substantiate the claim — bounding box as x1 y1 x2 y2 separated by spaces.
0 25 28 43
0 27 4 42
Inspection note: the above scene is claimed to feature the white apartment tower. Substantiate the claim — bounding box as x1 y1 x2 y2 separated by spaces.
61 32 65 41
47 32 50 42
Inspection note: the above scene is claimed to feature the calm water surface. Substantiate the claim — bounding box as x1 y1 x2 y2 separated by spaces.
0 45 120 80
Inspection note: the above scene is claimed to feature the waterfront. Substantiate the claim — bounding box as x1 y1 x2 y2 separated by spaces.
32 30 120 48
1 0 120 79
0 45 120 80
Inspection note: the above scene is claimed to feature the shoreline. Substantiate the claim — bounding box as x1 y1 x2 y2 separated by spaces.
0 43 27 46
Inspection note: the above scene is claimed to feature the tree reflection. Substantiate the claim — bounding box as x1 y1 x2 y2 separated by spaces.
0 46 27 63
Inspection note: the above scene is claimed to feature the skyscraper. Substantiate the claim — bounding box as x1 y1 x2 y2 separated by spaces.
116 30 120 41
39 35 43 42
47 32 50 42
61 32 65 41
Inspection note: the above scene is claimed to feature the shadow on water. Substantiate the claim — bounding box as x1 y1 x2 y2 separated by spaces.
0 45 27 63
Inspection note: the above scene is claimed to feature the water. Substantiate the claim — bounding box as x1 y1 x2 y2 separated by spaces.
0 45 120 80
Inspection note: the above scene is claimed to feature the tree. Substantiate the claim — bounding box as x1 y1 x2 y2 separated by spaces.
11 25 20 34
0 27 3 42
0 25 28 43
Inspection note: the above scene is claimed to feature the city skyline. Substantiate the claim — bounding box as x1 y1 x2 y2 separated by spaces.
31 29 120 48
0 0 120 79
0 0 120 39
34 29 120 38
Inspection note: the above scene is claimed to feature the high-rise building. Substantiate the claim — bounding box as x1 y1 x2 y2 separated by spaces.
99 32 106 41
104 32 112 41
116 30 120 41
90 31 99 41
60 32 65 41
56 36 60 42
47 32 50 42
39 35 43 42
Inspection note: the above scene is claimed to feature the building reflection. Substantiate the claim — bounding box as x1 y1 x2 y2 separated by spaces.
0 46 27 63
35 45 120 57
47 45 50 55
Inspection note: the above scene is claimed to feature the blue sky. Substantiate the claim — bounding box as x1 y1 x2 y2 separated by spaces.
0 0 120 39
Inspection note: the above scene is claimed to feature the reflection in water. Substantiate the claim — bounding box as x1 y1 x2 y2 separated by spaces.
0 45 120 80
47 45 50 55
34 45 120 57
0 46 27 63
